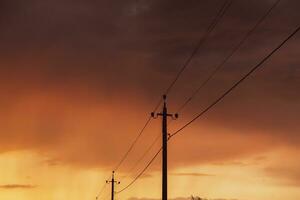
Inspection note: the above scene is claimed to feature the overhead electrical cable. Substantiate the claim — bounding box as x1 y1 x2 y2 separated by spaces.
116 24 300 194
111 0 233 173
175 0 282 113
116 147 162 194
170 25 300 138
164 0 233 95
96 52 164 200
111 0 232 181
115 0 234 194
121 133 161 182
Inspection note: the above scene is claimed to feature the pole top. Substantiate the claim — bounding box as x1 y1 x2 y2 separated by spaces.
112 171 115 179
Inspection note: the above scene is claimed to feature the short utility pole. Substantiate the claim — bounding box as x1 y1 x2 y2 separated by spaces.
106 171 120 200
151 95 178 200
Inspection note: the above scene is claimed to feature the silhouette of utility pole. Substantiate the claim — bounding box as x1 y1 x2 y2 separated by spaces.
151 95 178 200
106 171 120 200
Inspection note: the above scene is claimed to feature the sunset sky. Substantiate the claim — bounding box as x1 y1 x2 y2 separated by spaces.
0 0 300 200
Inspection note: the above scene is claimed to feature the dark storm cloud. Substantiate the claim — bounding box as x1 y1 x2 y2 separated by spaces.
0 0 299 169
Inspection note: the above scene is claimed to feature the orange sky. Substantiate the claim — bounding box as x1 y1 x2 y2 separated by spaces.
0 0 300 200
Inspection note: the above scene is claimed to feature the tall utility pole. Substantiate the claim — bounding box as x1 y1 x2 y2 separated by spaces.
106 171 120 200
151 95 178 200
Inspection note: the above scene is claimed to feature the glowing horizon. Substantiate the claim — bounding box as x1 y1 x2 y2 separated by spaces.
1 0 300 200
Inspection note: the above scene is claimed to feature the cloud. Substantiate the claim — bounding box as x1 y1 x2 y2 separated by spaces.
265 165 300 186
170 173 215 177
0 184 36 189
259 148 300 187
0 0 299 171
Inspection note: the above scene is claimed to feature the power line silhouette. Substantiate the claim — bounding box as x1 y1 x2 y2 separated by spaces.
175 0 282 114
116 24 300 194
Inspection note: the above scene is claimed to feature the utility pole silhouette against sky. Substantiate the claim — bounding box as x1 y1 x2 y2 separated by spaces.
106 171 120 200
151 95 178 200
93 1 300 200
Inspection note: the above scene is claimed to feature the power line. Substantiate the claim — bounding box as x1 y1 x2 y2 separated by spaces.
113 92 163 172
97 0 232 198
164 0 233 95
116 147 162 194
100 0 293 197
113 0 282 193
120 132 160 182
111 0 232 175
170 25 300 139
113 117 151 171
96 180 107 200
104 0 278 188
117 0 233 176
99 192 111 200
96 91 162 198
114 1 233 193
175 0 282 113
115 24 300 194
